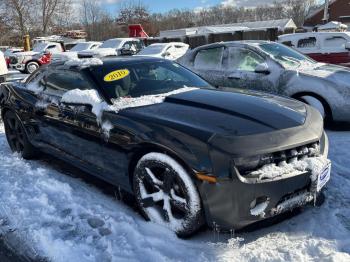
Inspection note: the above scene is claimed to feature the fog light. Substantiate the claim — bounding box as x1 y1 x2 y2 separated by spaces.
250 196 270 217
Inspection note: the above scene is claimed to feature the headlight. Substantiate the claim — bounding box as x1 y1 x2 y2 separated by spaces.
234 154 274 173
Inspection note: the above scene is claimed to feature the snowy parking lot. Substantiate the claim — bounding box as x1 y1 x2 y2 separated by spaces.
0 121 349 261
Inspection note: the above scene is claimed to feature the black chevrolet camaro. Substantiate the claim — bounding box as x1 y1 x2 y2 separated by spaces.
0 57 330 237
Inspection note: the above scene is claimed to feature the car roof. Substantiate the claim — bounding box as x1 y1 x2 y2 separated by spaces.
279 31 350 39
50 56 167 70
194 40 272 49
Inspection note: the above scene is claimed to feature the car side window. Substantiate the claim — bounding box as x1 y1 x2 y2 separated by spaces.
228 47 265 72
297 37 317 48
282 41 294 47
194 47 224 70
43 70 95 97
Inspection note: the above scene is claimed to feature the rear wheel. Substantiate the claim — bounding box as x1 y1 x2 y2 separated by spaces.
3 111 37 159
25 61 39 74
133 152 204 237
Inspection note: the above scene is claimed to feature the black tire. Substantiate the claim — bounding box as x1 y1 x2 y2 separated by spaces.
133 152 204 237
25 61 39 74
3 110 37 159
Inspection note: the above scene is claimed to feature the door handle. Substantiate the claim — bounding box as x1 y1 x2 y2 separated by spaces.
228 76 241 80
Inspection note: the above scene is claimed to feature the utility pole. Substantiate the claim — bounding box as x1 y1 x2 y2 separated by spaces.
322 0 330 24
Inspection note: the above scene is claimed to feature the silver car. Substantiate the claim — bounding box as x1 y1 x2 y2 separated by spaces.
179 41 350 123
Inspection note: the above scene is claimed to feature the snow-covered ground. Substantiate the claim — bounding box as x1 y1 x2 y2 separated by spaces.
0 122 349 261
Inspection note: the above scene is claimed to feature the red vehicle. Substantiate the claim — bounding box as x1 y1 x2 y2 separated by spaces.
278 32 350 67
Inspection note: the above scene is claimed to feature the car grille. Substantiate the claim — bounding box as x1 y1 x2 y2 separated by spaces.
9 56 18 64
239 141 320 176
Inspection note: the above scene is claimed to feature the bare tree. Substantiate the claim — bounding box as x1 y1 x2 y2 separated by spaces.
0 0 34 35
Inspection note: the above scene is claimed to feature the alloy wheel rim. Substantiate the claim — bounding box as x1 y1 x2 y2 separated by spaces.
5 115 25 153
138 163 189 225
28 64 38 73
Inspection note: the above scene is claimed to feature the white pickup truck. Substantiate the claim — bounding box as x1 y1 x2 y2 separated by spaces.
8 42 64 73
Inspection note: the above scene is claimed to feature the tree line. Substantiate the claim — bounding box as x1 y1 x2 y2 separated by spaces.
0 0 317 46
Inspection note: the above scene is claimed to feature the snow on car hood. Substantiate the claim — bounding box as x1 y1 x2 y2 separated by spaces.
52 52 78 61
79 48 117 57
298 63 350 87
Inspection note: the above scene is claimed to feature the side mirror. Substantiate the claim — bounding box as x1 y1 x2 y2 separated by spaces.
123 44 131 50
255 63 270 75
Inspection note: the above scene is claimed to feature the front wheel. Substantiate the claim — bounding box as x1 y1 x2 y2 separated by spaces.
133 152 204 237
3 110 37 159
25 61 39 74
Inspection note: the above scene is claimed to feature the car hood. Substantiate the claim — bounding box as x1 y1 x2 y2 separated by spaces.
79 48 117 56
299 63 350 87
52 52 78 60
121 88 308 140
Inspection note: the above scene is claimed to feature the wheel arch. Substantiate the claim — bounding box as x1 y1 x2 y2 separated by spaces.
291 91 333 121
127 143 199 191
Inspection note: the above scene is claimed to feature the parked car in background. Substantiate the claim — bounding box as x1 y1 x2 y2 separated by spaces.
179 41 350 123
278 32 350 67
9 42 64 74
0 56 330 237
4 48 23 68
52 41 102 62
135 42 189 60
78 38 144 58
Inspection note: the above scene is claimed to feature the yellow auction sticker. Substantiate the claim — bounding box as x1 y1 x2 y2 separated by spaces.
104 69 130 82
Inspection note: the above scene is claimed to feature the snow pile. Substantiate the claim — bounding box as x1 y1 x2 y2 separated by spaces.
249 156 330 181
64 58 103 68
101 121 113 140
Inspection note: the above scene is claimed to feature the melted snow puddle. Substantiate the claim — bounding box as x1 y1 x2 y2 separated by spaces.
0 123 349 261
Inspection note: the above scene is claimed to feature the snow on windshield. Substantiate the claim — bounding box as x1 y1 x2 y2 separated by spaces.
100 39 122 49
259 43 317 69
61 87 198 123
70 43 91 52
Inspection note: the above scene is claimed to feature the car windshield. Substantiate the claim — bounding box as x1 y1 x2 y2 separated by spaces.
70 43 91 52
138 45 165 55
100 39 122 49
259 43 317 68
33 43 48 52
93 60 212 99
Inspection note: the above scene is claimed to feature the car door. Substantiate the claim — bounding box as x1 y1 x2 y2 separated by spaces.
32 69 115 175
224 46 276 93
192 46 226 87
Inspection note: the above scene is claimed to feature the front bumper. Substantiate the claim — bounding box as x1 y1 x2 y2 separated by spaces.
10 63 25 71
198 169 322 231
198 107 329 231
